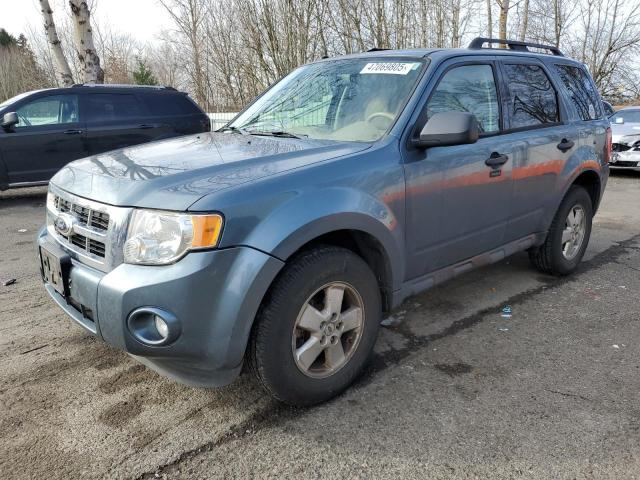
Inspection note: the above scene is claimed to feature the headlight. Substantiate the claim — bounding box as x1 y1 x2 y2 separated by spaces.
123 210 223 265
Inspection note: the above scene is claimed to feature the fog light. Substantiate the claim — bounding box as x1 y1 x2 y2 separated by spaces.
127 307 181 346
154 315 169 339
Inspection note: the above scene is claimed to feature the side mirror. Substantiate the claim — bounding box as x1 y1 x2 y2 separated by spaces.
413 111 479 148
1 112 18 131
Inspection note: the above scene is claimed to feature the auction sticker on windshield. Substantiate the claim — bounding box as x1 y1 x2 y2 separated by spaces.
360 62 419 75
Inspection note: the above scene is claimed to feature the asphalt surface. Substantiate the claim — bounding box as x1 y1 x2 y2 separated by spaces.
1 172 640 479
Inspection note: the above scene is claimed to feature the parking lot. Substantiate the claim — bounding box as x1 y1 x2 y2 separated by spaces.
1 172 639 479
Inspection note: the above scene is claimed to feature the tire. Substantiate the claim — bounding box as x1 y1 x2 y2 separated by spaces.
248 245 381 406
529 185 593 276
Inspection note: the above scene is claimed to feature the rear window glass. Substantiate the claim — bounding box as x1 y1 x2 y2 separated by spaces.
142 94 201 116
88 94 143 121
554 64 601 120
503 64 559 129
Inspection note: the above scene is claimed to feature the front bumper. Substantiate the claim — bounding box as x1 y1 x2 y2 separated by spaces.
610 152 640 171
38 227 284 387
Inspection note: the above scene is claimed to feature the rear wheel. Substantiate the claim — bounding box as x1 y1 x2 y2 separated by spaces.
529 185 593 275
248 246 381 406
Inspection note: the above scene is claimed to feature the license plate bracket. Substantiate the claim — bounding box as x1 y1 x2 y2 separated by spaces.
40 245 71 297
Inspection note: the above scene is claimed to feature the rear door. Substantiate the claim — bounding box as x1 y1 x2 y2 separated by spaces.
551 63 608 168
85 92 155 155
0 92 86 184
404 59 517 277
496 59 578 241
139 92 210 137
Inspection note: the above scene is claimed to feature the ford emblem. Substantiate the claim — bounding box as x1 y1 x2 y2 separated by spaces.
54 213 74 236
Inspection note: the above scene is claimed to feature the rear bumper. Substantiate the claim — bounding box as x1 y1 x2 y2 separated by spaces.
38 227 284 387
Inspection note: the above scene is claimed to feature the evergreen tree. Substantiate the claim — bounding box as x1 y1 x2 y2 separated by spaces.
0 28 16 47
133 60 158 86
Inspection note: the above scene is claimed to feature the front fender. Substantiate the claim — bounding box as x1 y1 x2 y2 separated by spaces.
218 186 404 291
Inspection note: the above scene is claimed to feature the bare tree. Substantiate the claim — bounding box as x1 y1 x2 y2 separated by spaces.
519 0 529 41
496 0 511 43
69 0 104 83
158 0 208 108
39 0 74 86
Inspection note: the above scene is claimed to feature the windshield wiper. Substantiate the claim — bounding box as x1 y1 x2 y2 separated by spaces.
249 130 307 139
218 125 249 135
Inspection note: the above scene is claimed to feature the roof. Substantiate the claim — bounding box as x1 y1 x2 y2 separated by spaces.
316 38 582 64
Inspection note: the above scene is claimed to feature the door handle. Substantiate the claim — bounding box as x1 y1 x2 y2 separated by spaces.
485 152 509 168
557 138 575 152
63 129 83 135
138 124 155 129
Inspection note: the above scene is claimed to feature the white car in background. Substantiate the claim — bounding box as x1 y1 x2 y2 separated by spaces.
610 107 640 171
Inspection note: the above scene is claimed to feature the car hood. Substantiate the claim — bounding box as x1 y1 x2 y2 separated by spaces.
611 122 640 143
51 132 370 210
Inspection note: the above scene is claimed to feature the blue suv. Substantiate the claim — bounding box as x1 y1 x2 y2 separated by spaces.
38 38 610 406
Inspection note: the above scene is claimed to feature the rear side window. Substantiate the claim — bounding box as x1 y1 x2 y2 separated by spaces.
88 94 143 121
554 65 601 120
142 93 202 116
427 64 500 133
503 64 559 129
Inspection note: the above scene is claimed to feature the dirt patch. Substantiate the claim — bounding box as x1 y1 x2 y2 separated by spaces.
434 362 473 376
98 364 149 394
99 394 145 428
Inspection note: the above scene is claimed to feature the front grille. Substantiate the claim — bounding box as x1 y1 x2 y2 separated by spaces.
50 193 112 260
48 185 131 273
54 195 110 232
612 160 639 168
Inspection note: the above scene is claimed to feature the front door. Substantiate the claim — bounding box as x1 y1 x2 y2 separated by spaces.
1 93 86 184
403 60 517 279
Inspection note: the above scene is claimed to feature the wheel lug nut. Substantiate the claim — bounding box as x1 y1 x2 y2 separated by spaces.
320 321 327 329
330 336 338 344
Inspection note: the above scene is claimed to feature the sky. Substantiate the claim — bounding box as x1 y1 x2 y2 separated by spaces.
0 0 173 44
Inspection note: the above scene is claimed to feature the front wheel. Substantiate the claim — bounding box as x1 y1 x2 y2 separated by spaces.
529 185 593 275
248 246 381 406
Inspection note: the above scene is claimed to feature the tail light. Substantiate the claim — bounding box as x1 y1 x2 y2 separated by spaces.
604 126 612 164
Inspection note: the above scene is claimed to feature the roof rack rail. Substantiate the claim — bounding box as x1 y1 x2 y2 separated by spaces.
367 47 390 52
468 37 564 56
71 83 177 90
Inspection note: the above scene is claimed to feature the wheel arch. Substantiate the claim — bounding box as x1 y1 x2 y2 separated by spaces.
278 227 396 314
569 169 601 212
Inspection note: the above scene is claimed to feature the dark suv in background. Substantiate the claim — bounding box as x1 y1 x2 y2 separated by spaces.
0 85 210 189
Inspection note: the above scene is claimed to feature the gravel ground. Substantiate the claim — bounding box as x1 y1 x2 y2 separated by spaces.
1 172 639 479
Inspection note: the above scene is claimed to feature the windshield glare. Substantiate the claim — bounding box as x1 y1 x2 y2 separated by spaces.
0 91 35 110
610 110 640 124
229 59 426 142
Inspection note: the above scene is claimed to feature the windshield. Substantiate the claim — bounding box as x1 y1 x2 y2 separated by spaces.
0 91 37 110
228 58 426 142
610 110 640 124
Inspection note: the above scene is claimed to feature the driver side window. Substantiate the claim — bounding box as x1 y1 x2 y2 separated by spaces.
427 64 500 133
15 95 79 128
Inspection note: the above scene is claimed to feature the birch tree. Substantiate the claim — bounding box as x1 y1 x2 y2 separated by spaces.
39 0 74 86
69 0 104 83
